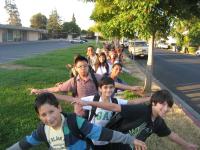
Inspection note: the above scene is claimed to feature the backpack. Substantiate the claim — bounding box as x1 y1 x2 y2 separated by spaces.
66 113 94 150
87 94 118 121
72 65 98 97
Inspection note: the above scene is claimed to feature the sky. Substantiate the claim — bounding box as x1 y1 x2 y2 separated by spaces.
0 0 95 30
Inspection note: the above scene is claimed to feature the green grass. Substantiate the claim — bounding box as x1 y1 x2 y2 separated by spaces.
1 42 199 150
0 42 139 149
0 43 89 149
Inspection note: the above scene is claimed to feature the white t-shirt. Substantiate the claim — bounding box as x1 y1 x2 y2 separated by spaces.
44 114 66 150
81 95 128 145
96 66 108 75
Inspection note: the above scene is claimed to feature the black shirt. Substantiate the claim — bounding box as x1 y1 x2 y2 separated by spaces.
119 104 171 141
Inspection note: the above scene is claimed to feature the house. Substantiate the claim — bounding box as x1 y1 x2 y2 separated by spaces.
0 24 48 43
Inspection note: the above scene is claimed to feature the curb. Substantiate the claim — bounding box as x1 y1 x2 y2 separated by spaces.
0 39 70 46
133 58 200 128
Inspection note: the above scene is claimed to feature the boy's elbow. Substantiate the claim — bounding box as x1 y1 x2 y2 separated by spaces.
113 105 121 112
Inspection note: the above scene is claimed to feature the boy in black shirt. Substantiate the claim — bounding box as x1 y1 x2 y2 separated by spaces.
75 90 198 150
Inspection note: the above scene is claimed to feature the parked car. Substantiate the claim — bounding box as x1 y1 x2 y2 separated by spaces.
70 39 86 44
120 40 129 48
128 40 148 59
157 43 169 49
196 49 200 56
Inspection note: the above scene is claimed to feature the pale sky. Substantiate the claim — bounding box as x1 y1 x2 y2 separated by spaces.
0 0 95 30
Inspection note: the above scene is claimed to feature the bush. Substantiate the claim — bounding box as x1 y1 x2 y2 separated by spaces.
188 47 197 53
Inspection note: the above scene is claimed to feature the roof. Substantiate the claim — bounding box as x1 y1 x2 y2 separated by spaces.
0 24 48 33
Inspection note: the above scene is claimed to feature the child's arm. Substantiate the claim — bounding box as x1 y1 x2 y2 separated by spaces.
53 93 78 103
168 132 198 150
77 116 147 150
6 129 43 150
127 97 150 105
75 100 122 112
30 86 60 95
115 82 142 91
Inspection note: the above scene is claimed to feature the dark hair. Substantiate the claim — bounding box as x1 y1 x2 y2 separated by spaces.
74 55 88 65
34 93 59 114
95 52 109 73
150 90 174 107
112 63 123 69
87 45 94 50
99 76 115 88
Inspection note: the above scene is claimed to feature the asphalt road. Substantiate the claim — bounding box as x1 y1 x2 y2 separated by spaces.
135 49 200 114
0 40 73 64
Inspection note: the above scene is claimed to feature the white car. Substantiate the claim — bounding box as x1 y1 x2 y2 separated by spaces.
128 40 148 59
69 39 86 44
196 49 200 56
157 43 169 49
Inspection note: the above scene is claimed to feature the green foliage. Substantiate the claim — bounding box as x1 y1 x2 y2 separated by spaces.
188 47 197 53
0 43 94 149
30 13 47 29
62 22 81 35
188 21 200 46
47 9 62 38
171 17 200 47
4 0 22 26
90 0 200 40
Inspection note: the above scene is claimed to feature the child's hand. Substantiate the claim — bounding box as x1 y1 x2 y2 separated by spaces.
29 88 45 95
184 143 198 150
131 86 143 91
133 139 147 150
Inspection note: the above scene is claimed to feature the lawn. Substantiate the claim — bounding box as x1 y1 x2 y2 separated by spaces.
0 42 199 150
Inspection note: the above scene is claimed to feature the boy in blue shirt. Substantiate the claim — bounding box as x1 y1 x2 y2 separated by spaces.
7 93 146 150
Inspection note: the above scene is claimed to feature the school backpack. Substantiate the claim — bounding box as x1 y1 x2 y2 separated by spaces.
86 94 118 121
37 113 94 150
66 113 94 150
72 65 98 97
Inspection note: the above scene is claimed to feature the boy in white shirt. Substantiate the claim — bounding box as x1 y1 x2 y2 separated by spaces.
80 76 150 150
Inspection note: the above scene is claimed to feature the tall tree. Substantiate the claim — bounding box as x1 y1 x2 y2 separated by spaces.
30 13 47 29
72 13 76 23
47 9 62 38
62 21 81 37
4 0 22 26
86 0 200 92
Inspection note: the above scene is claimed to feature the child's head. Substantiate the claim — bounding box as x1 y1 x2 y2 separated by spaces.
34 93 62 129
111 63 122 77
150 90 174 118
87 46 95 56
74 55 89 76
98 52 107 64
99 76 115 97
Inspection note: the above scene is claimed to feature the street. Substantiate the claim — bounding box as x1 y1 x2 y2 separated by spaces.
135 49 200 114
0 40 73 64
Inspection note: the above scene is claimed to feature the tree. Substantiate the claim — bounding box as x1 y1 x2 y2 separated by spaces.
4 0 22 26
62 21 81 37
30 13 47 29
72 13 76 23
172 18 200 48
47 9 62 38
62 14 81 38
85 0 200 92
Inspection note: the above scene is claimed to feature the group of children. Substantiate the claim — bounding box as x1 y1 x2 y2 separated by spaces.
7 45 198 150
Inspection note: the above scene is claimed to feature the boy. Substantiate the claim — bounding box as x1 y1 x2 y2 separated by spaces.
7 93 147 150
56 76 150 150
75 90 198 150
31 55 142 116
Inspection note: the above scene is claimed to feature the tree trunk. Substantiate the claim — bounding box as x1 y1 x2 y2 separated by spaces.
114 37 120 48
144 34 155 93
